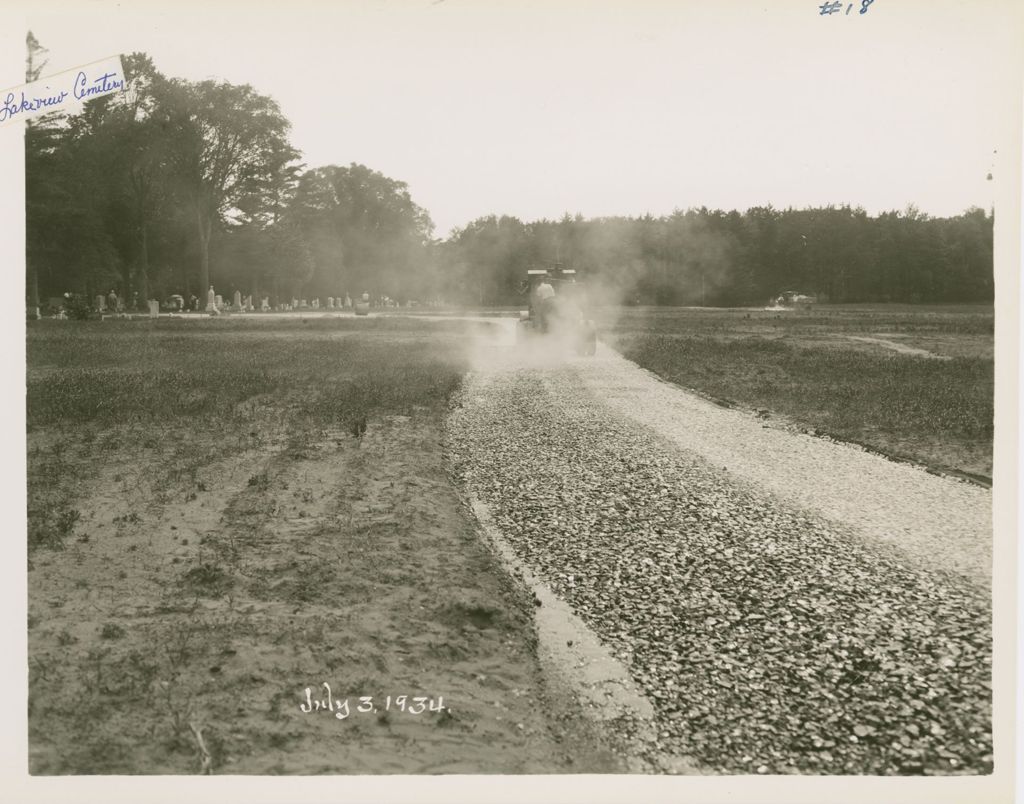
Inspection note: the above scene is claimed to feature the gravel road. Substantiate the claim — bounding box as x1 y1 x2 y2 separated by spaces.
580 347 992 589
446 339 992 775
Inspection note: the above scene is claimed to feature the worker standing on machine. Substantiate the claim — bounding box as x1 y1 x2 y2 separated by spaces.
534 278 556 333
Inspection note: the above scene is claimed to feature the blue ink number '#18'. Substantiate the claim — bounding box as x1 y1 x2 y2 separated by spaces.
819 0 875 15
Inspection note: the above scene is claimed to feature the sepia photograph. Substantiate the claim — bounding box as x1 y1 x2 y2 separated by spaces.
2 0 1021 801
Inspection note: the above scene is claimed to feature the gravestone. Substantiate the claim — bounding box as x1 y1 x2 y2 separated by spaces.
344 294 352 308
215 294 223 311
311 299 319 309
261 297 270 311
233 290 242 311
327 297 334 308
206 286 217 313
95 295 106 312
148 300 159 318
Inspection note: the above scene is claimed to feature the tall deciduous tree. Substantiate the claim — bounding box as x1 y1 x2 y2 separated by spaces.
286 163 434 300
65 53 175 305
25 30 51 317
166 80 299 295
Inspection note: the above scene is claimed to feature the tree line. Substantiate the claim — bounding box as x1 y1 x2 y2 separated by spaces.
26 45 993 312
26 49 437 312
443 206 993 307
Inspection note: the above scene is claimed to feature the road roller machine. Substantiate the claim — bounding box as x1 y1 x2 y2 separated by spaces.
516 263 597 356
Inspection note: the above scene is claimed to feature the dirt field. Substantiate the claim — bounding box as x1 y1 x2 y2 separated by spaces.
26 317 619 774
602 305 993 483
24 306 996 778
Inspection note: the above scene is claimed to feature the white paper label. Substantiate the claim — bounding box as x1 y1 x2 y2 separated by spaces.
1 55 126 126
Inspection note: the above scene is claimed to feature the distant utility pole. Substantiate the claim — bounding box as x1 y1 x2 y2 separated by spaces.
800 234 810 296
26 31 48 81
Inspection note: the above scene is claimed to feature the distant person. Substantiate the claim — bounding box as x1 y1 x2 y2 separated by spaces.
535 280 556 333
107 289 117 311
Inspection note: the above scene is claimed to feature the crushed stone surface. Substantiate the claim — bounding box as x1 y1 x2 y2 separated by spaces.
446 343 992 775
583 348 991 588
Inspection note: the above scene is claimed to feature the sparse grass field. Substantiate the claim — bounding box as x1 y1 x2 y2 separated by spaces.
602 305 994 482
26 316 612 775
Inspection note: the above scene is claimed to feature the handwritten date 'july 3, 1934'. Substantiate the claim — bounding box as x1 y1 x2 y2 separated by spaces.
300 683 448 720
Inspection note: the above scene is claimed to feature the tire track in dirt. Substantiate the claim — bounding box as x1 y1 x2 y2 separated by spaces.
844 335 951 360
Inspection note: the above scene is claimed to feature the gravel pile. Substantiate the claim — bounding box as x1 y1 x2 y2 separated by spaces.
446 357 992 775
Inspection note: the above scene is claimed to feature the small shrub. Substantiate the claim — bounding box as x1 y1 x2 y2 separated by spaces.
56 508 80 538
57 630 78 646
100 623 126 640
181 563 233 596
28 506 80 551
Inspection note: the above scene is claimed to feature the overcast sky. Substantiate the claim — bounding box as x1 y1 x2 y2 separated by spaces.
10 0 1021 236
